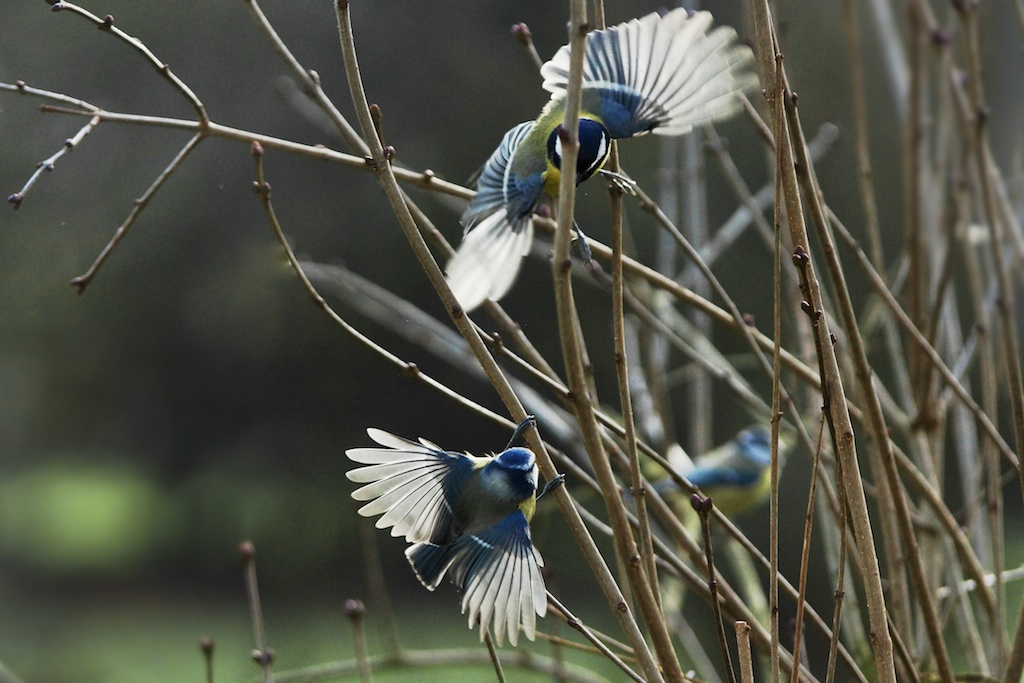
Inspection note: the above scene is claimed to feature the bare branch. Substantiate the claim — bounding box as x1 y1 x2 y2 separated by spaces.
48 1 208 124
8 113 100 210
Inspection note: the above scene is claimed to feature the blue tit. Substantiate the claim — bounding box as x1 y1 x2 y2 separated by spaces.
345 417 562 646
675 426 773 517
446 9 759 311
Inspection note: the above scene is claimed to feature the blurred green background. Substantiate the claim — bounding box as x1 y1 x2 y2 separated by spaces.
1 1 1023 681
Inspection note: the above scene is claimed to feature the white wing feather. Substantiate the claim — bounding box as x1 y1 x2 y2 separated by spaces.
451 511 545 647
445 209 534 312
541 9 757 136
345 429 463 544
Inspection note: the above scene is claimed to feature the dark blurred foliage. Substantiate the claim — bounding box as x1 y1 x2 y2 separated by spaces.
1 1 1022 680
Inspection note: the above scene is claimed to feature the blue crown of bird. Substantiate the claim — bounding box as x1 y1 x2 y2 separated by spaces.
446 9 759 311
345 417 563 646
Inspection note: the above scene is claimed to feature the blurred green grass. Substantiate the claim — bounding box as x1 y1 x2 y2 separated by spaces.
0 584 627 682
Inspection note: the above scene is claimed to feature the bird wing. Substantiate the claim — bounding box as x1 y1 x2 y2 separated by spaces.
441 509 546 647
445 207 534 312
541 9 758 139
345 428 477 544
446 119 544 312
687 426 773 489
462 121 536 227
687 464 762 489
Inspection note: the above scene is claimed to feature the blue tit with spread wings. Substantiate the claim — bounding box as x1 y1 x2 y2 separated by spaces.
345 417 561 646
446 9 759 311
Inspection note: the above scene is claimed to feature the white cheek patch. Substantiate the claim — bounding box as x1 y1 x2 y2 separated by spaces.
553 133 563 166
587 133 608 174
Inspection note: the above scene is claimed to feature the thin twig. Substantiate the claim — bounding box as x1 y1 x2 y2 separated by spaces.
891 444 996 617
353 512 401 658
250 141 510 438
240 541 275 683
790 413 826 683
949 127 1006 667
905 0 930 435
69 132 204 293
609 145 660 612
344 599 373 683
936 565 1024 599
735 622 754 683
482 628 507 683
769 36 785 683
23 102 473 201
7 113 100 209
681 129 712 456
863 0 909 120
48 2 208 124
199 638 214 683
242 0 365 153
512 23 545 72
693 496 737 683
824 442 849 683
301 260 578 445
535 631 634 660
886 614 922 683
841 0 885 270
0 79 98 111
546 593 645 683
842 0 917 420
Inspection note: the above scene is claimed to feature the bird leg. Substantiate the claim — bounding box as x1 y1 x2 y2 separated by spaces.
598 168 638 196
571 220 593 264
536 474 566 500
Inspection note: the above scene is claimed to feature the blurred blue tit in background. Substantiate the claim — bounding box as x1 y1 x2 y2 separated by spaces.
684 426 773 516
446 9 759 311
345 417 562 646
653 427 776 628
657 426 774 518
